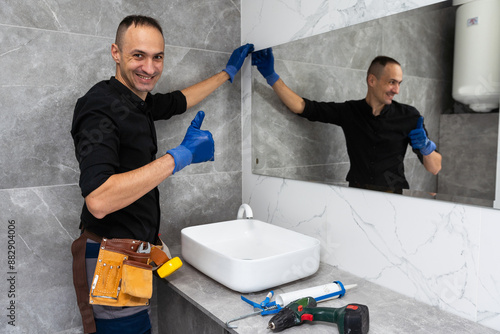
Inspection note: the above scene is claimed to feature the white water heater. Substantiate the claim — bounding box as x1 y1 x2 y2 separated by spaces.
452 0 500 112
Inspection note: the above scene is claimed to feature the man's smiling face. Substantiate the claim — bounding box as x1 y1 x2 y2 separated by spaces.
371 63 403 106
112 24 164 100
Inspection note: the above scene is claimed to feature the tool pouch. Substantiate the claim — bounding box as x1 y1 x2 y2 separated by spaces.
89 238 152 307
121 260 152 299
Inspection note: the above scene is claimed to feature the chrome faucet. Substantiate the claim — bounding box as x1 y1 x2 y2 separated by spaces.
237 204 253 219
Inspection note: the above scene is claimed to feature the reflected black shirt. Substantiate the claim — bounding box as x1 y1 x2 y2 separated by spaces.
71 77 187 242
300 98 423 190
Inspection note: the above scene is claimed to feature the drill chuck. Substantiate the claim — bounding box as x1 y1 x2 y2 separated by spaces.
267 307 297 330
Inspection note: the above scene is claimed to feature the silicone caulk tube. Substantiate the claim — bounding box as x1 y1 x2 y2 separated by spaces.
276 282 357 306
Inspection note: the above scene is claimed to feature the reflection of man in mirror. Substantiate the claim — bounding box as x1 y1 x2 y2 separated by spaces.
252 49 442 194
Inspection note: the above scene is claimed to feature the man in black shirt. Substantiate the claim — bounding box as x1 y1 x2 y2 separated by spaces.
252 49 441 193
71 15 253 333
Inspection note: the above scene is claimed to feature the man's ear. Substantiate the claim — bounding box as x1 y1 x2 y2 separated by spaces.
111 44 120 64
367 73 377 87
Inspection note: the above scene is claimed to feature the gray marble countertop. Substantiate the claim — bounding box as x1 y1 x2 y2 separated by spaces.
164 260 499 334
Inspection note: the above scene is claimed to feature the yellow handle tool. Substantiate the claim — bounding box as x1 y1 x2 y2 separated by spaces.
157 257 183 278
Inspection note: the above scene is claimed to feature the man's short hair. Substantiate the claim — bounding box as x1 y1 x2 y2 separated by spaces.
367 56 401 80
115 15 163 48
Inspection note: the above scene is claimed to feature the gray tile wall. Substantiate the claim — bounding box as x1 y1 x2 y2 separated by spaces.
0 1 242 332
438 113 498 207
157 282 230 334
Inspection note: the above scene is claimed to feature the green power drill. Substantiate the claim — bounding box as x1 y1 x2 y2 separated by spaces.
267 296 369 333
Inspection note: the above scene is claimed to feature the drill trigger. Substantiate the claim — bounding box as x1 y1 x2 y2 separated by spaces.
301 313 314 322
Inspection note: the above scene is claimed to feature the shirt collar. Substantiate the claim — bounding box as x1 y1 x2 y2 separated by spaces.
109 76 151 112
380 104 391 116
362 99 391 118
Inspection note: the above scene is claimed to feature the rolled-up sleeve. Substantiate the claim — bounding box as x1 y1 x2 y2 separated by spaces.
300 98 343 125
151 90 187 121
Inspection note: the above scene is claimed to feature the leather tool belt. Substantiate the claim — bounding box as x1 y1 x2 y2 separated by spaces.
71 230 171 333
90 237 154 307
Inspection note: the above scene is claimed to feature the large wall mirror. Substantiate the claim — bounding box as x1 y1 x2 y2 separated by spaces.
251 1 499 208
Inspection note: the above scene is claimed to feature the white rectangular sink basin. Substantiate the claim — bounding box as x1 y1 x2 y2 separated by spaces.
181 219 320 293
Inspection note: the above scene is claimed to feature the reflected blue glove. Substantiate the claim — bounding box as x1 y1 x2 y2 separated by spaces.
223 43 255 83
167 111 215 174
251 48 280 86
409 116 436 156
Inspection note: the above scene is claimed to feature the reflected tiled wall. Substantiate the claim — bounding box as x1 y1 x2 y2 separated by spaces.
252 3 456 192
0 1 242 332
438 113 498 206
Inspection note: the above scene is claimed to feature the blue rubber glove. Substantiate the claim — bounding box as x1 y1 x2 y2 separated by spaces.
223 43 255 83
251 48 280 86
409 116 436 156
167 111 215 174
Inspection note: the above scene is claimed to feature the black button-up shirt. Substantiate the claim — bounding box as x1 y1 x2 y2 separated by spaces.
301 98 423 191
71 77 187 242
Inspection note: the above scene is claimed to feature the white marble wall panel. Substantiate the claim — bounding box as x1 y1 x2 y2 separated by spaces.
242 0 445 49
478 209 500 329
325 188 481 321
245 175 500 326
